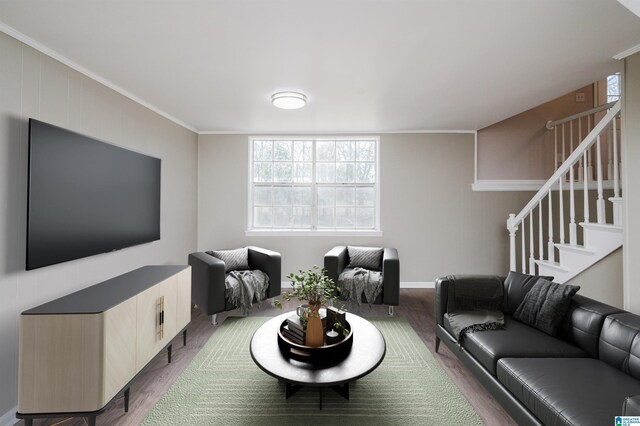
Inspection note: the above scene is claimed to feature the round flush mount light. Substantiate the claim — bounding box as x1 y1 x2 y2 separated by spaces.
271 91 307 109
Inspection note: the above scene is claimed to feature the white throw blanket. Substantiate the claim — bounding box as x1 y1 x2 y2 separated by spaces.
338 267 383 306
225 270 269 315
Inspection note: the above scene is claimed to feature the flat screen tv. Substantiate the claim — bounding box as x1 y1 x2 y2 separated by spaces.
26 119 161 270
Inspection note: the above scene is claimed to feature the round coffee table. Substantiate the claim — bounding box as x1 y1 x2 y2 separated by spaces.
250 311 386 409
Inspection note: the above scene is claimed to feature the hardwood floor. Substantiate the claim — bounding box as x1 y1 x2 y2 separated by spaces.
22 289 516 426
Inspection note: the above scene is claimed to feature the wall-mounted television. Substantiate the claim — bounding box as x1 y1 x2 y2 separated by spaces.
26 119 161 270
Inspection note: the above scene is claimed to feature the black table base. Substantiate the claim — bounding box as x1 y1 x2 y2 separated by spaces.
285 382 350 410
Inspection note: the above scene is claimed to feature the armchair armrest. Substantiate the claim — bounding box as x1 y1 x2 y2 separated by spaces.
188 252 226 316
382 248 399 306
324 246 348 286
623 395 640 416
248 246 281 298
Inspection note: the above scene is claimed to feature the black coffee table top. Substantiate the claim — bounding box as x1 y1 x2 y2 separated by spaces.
250 312 386 387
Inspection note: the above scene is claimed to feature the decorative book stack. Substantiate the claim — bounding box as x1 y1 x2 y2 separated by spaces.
284 315 306 345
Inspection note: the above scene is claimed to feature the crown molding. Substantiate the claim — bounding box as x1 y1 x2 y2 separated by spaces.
614 42 640 60
0 21 198 134
198 129 477 135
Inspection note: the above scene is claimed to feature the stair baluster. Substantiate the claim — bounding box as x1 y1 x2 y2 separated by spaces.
548 189 555 262
596 135 605 224
539 201 544 261
578 117 583 183
529 211 535 274
584 150 590 224
521 217 526 273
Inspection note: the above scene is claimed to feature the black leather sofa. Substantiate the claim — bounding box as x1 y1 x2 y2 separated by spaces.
435 275 640 426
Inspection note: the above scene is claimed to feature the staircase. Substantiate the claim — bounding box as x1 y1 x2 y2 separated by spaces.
507 101 622 283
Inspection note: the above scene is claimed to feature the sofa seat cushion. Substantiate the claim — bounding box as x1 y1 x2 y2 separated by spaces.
461 316 588 375
497 358 640 426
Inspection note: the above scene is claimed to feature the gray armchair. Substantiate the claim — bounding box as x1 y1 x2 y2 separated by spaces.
324 245 400 315
188 246 281 324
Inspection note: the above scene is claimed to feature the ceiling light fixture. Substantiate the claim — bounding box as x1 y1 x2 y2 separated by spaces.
271 91 307 109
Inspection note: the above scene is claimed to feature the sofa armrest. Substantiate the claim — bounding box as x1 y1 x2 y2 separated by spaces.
324 246 348 287
623 395 640 416
248 246 281 299
434 275 505 327
435 276 450 327
188 252 226 316
382 248 400 306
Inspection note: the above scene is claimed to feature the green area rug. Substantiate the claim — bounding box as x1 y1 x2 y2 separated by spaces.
143 316 483 425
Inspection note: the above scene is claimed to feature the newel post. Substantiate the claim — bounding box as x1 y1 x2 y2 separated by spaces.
507 213 517 271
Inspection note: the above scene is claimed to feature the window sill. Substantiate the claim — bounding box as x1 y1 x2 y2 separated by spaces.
245 229 383 237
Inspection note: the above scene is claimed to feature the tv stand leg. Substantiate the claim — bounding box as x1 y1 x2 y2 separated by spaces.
87 415 96 426
124 387 130 412
183 329 187 346
24 419 33 426
168 344 172 364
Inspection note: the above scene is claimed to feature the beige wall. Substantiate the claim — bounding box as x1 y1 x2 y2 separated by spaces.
623 52 640 313
0 32 198 417
566 248 623 308
477 85 595 181
198 133 533 283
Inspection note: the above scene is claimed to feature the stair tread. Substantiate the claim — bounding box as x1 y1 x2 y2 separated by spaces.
554 243 595 254
579 222 623 231
534 259 569 272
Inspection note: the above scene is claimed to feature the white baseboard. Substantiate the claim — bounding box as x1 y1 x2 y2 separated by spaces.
282 281 434 289
0 406 17 426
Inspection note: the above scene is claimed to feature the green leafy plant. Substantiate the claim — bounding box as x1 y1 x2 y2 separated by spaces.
274 266 340 309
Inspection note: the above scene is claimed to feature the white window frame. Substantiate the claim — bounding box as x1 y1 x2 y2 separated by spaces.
246 136 382 237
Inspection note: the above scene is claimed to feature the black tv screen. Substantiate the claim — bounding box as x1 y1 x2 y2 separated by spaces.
26 119 161 270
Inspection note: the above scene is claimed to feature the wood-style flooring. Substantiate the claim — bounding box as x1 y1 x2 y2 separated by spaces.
21 289 516 426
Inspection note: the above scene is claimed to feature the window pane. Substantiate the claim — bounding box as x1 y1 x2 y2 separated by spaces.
317 187 335 206
356 162 376 183
293 206 312 228
356 187 374 206
317 207 335 227
294 162 312 183
273 186 292 205
317 141 335 161
336 187 355 206
336 207 356 228
293 187 312 206
316 163 335 183
356 208 375 228
293 140 312 161
254 140 272 161
336 141 355 161
273 162 293 182
336 163 355 183
274 140 292 161
254 207 272 227
254 187 272 206
274 207 292 227
253 162 272 182
357 141 376 161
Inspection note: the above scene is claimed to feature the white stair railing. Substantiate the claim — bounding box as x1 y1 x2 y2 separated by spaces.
508 101 621 274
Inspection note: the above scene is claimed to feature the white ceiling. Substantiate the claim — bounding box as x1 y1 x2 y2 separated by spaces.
0 0 639 133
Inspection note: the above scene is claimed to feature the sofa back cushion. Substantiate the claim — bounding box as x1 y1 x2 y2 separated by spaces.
502 271 554 314
599 313 640 378
557 294 623 358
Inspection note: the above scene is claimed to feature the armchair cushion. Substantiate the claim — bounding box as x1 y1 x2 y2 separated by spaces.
206 248 249 272
347 246 383 270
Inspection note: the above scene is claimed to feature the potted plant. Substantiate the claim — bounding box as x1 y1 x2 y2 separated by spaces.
275 266 340 347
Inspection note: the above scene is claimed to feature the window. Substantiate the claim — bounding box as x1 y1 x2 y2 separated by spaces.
607 73 621 103
248 137 380 235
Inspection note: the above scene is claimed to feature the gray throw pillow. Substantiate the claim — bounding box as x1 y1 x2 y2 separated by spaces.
347 246 383 270
207 248 249 272
513 278 580 336
503 271 554 314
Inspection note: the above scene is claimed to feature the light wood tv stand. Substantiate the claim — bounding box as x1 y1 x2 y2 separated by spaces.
17 265 191 426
